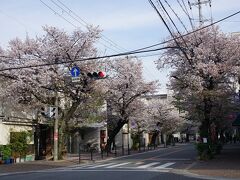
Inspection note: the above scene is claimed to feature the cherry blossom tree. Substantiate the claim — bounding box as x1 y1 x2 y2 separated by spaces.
104 57 158 151
157 26 240 158
144 97 185 144
0 26 107 157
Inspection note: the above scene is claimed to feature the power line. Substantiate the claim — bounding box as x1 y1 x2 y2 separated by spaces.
40 0 78 28
176 0 198 43
50 0 174 82
209 0 213 23
163 0 188 33
51 0 155 80
187 0 197 28
135 52 162 58
188 0 211 27
40 0 121 54
56 0 123 48
221 21 240 23
156 1 175 33
52 0 127 52
181 0 190 15
177 0 195 31
1 8 240 71
158 0 189 48
38 1 240 54
128 9 240 53
149 0 190 62
0 46 178 72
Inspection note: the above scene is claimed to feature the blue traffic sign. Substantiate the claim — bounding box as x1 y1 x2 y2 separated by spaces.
70 66 81 77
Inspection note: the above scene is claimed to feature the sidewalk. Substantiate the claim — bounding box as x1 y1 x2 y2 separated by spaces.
187 143 240 179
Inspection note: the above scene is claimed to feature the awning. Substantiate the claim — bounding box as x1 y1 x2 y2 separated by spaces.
232 114 240 126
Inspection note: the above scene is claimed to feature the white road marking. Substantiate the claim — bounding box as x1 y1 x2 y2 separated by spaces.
105 162 131 168
135 162 144 165
157 158 191 161
41 169 171 172
70 164 97 169
88 163 116 169
154 162 175 169
137 162 159 168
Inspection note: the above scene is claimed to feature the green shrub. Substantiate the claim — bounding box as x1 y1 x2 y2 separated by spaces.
131 134 140 150
195 143 213 160
0 145 12 160
211 142 223 155
10 131 30 158
196 141 223 160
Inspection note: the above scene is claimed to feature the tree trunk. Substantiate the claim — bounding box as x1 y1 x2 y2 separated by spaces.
138 126 141 151
58 100 80 159
186 134 190 142
150 131 159 146
200 97 211 143
58 119 66 159
220 130 225 143
106 119 126 152
160 133 164 144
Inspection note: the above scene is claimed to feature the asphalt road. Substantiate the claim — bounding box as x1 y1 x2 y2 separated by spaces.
0 144 207 180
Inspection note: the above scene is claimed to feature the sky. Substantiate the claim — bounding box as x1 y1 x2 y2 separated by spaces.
0 0 240 93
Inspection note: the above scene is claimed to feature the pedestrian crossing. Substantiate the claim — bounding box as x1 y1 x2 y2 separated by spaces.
105 162 131 168
55 161 176 172
154 162 175 169
137 162 159 169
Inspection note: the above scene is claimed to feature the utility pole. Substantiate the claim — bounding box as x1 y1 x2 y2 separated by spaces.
127 120 130 155
53 89 59 161
189 0 212 27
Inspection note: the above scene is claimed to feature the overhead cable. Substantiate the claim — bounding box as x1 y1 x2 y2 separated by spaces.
149 0 191 62
164 0 189 32
40 0 121 54
158 0 189 48
128 9 240 53
0 46 178 72
53 0 127 52
1 9 240 71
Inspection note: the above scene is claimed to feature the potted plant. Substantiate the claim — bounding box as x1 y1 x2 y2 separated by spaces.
2 145 12 164
12 151 20 163
0 145 4 164
10 131 30 163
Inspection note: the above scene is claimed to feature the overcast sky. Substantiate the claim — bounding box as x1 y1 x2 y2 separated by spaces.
0 0 240 93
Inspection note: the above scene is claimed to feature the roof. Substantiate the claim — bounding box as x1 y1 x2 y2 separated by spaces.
232 114 240 126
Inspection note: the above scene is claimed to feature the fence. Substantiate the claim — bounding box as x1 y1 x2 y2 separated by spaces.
72 141 168 164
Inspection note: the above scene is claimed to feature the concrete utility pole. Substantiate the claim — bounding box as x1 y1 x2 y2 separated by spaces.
189 0 212 27
53 91 59 161
127 120 130 155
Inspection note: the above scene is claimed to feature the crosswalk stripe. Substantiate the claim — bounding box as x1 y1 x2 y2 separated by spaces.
105 162 131 168
71 164 96 169
57 161 177 170
137 162 159 168
88 163 116 169
154 162 175 169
